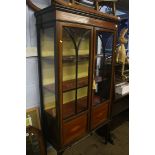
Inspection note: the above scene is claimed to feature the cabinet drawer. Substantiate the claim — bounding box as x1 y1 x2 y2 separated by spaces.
91 103 108 129
63 114 87 145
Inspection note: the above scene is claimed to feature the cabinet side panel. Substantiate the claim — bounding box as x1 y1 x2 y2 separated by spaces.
39 26 59 146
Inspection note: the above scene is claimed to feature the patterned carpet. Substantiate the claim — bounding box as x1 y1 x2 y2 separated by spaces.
47 121 129 155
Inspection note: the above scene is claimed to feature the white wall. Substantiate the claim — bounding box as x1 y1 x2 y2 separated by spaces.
26 1 51 109
26 5 39 109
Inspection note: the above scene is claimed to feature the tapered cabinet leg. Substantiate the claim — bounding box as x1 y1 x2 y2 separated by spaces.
105 124 114 145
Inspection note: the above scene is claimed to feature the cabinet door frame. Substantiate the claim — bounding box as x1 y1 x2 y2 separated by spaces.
57 21 94 145
91 27 117 129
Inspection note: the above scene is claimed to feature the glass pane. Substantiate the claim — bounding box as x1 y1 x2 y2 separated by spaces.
78 32 90 55
62 26 91 118
78 28 90 79
63 90 76 119
93 31 114 106
40 27 56 118
62 27 76 118
77 87 88 113
78 60 89 88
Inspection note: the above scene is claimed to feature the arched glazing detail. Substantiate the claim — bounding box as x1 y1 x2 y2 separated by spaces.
93 31 114 105
62 27 91 119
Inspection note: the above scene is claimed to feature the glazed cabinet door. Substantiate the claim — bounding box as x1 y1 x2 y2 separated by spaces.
91 28 115 129
60 23 93 145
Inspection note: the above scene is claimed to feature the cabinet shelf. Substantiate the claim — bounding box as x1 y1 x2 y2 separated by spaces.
63 96 88 119
46 96 87 119
63 76 88 92
63 54 89 63
42 54 89 63
43 76 88 93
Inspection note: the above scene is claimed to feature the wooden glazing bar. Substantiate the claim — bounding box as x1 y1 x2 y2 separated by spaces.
45 96 87 119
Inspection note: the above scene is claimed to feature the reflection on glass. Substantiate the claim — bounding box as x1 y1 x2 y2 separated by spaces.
40 27 56 117
93 31 114 106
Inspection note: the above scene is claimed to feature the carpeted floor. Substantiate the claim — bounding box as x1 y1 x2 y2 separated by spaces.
47 120 129 155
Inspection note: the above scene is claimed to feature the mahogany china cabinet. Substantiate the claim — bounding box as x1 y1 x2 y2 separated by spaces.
35 0 119 154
